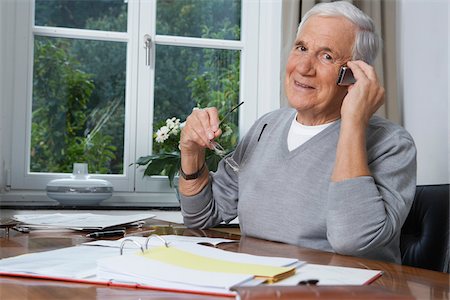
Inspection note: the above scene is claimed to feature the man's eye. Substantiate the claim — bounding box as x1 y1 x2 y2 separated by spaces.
323 53 333 61
297 45 307 52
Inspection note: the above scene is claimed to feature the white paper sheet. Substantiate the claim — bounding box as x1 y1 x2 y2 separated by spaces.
273 263 382 286
13 213 155 230
0 246 117 278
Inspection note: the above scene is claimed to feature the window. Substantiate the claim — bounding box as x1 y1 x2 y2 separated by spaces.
31 1 128 176
8 0 280 205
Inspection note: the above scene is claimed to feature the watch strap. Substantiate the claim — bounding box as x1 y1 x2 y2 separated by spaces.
179 163 206 180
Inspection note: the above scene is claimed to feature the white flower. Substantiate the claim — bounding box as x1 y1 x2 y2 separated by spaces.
155 126 170 143
154 117 182 143
166 117 181 136
166 117 176 130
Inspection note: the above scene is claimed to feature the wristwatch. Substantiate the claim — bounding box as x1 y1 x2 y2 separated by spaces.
179 163 206 180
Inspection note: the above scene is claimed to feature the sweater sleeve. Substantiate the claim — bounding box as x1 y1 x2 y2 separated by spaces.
180 157 239 229
326 127 417 257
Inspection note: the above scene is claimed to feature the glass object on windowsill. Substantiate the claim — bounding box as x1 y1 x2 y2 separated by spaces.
46 163 113 206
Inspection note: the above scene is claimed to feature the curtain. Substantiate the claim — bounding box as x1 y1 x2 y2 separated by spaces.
294 0 401 123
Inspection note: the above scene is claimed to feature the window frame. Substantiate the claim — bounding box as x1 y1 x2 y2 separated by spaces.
11 0 138 193
134 0 260 194
4 0 282 206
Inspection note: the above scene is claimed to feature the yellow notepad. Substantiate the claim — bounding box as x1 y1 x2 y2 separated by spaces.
140 246 295 283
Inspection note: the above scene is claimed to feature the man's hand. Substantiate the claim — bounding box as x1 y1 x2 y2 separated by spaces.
179 107 221 196
341 60 385 126
179 107 222 156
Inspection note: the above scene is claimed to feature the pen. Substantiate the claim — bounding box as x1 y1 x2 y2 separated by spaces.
12 226 30 234
86 229 126 238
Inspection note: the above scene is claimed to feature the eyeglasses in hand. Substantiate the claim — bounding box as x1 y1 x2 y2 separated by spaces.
210 141 239 172
210 101 244 173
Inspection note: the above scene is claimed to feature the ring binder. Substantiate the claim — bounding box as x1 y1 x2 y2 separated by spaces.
119 234 169 255
145 234 169 249
120 239 144 255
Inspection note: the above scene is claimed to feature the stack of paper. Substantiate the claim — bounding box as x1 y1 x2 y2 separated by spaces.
12 213 155 230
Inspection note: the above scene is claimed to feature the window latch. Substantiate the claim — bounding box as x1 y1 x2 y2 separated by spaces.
143 34 152 66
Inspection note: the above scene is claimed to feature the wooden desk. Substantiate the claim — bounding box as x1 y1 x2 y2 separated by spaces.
0 220 448 300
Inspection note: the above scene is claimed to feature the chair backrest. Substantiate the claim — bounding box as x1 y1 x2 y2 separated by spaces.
400 184 449 272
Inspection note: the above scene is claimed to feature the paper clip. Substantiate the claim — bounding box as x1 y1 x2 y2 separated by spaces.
145 234 169 250
119 239 145 255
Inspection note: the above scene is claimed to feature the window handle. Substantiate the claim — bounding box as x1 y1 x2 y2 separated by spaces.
143 34 152 66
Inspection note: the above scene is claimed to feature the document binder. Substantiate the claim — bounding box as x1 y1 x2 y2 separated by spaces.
0 235 382 297
0 235 298 297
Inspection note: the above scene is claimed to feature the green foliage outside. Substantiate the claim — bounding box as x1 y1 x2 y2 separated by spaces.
31 39 117 174
32 1 127 174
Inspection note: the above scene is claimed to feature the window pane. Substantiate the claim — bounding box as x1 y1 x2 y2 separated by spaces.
153 45 240 155
35 0 127 32
30 36 126 174
156 0 241 40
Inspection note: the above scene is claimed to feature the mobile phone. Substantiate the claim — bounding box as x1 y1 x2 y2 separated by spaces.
336 66 356 86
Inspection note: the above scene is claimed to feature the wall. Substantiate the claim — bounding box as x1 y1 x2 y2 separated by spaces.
399 0 449 185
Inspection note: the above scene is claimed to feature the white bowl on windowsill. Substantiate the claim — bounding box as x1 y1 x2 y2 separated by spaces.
46 163 113 206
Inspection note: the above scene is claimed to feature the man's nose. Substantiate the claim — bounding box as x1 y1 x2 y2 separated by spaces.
297 54 315 76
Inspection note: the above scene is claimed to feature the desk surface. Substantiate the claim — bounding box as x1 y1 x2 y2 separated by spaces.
0 217 448 300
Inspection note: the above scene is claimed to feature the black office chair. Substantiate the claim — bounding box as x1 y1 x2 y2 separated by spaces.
400 184 449 272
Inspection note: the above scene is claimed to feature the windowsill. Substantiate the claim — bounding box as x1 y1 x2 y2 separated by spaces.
0 190 180 208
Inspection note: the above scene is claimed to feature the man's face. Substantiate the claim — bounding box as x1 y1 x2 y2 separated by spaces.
285 16 356 124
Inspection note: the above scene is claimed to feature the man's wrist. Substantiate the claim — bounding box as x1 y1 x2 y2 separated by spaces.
179 162 206 180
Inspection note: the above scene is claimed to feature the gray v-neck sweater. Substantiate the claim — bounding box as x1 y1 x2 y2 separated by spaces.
181 107 417 263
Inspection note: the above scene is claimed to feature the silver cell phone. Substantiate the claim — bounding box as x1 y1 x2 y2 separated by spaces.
336 66 356 86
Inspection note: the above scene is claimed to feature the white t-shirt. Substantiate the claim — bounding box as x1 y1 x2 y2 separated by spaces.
287 114 336 151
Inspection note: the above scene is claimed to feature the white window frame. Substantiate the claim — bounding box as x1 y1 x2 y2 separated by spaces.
3 0 282 206
10 0 139 192
134 0 261 193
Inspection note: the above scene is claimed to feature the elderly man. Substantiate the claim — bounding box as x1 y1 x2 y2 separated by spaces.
178 1 416 263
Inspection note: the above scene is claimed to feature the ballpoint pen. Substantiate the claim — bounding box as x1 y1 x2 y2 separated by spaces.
86 229 126 238
12 226 31 234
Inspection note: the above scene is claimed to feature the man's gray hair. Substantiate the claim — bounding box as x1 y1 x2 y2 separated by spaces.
297 1 381 64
